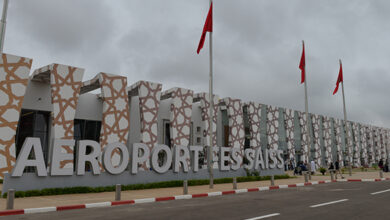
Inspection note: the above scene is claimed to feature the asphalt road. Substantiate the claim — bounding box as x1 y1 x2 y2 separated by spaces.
5 181 390 220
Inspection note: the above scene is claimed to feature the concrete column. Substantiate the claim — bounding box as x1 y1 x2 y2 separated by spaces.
330 170 335 181
233 177 237 189
270 175 275 186
304 171 309 183
115 184 121 201
6 189 15 210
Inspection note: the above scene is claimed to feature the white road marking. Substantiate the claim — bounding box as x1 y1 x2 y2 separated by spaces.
244 213 280 220
371 189 390 195
310 199 348 208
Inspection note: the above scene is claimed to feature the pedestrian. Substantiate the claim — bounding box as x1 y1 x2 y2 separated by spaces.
310 160 316 175
378 159 384 170
335 160 343 179
329 162 334 170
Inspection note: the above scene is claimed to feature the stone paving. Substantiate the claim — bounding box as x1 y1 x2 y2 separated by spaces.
1 171 389 210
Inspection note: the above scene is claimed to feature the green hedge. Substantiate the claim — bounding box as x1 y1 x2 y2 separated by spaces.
2 174 291 198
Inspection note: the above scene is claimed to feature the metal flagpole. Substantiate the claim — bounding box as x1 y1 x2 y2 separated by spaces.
208 0 214 189
340 59 352 175
0 0 8 53
302 41 312 171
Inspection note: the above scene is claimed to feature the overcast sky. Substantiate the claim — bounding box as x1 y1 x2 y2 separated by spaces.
4 0 390 127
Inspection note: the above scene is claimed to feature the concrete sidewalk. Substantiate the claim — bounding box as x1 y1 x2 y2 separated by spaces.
1 171 389 210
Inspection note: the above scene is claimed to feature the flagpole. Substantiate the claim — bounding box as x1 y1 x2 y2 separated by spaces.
340 59 352 175
0 0 9 53
208 0 214 189
302 41 312 172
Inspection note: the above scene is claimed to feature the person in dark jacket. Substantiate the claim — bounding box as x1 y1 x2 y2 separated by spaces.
335 161 343 179
379 159 384 170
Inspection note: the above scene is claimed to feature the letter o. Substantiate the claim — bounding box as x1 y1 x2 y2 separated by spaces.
151 145 172 173
102 142 129 175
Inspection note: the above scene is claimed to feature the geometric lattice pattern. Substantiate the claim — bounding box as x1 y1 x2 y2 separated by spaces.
0 54 32 178
162 87 193 147
333 119 344 166
220 98 245 160
385 130 390 161
32 64 84 169
298 111 310 163
284 108 295 162
193 93 219 168
323 116 333 166
380 129 387 161
311 114 322 167
193 93 219 147
352 122 361 167
374 128 381 163
128 80 162 170
246 102 263 149
344 121 354 165
266 105 279 151
99 73 130 166
360 125 368 166
366 126 375 165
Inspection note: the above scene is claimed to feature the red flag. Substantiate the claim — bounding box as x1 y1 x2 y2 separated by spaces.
333 62 343 95
299 42 305 83
197 3 213 54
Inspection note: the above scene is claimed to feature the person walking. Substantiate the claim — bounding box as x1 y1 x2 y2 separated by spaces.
379 159 384 170
310 160 316 175
335 161 343 179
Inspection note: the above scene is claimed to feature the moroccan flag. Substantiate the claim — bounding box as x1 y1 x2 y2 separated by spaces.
333 62 343 95
299 42 305 83
197 3 213 54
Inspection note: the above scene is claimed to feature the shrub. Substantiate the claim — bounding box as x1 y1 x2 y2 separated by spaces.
319 167 326 175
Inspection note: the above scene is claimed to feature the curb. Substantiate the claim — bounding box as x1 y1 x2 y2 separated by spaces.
1 177 389 217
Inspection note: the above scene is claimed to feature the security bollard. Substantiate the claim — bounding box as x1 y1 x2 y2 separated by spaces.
380 170 384 178
304 171 309 183
183 180 188 195
6 189 15 210
115 184 121 201
270 175 275 186
210 176 214 189
330 170 335 181
233 177 237 189
348 165 352 176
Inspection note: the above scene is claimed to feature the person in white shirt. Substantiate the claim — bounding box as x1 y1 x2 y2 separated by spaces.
310 160 316 175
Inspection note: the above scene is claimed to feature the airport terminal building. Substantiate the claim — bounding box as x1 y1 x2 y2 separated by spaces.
0 52 389 181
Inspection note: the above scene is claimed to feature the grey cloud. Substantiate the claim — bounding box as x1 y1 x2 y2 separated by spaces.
3 0 390 128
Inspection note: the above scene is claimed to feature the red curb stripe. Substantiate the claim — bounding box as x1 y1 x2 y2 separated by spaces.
269 186 279 190
288 184 297 187
248 188 259 192
386 178 390 180
332 180 337 182
156 196 175 202
304 182 312 186
375 179 381 181
347 179 361 182
222 191 235 195
111 200 134 206
0 209 24 216
57 204 86 211
318 181 325 184
192 193 208 198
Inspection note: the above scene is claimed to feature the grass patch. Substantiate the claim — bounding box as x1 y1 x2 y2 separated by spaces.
2 174 291 198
